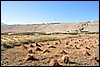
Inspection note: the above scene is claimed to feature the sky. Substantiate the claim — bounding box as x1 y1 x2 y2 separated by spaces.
1 1 99 25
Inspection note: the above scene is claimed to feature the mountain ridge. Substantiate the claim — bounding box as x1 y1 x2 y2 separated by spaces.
1 22 7 26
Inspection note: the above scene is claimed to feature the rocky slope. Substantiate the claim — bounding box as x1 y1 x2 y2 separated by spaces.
1 20 99 33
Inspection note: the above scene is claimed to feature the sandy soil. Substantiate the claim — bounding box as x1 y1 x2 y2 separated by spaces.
1 34 99 66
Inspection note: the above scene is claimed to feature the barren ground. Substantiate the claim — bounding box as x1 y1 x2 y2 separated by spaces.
1 34 99 66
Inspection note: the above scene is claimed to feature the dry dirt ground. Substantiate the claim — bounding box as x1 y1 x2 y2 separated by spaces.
1 34 99 66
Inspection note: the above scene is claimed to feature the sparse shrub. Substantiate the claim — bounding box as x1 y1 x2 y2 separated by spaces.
88 32 99 34
78 35 81 37
1 42 12 48
1 46 5 51
1 41 20 48
1 60 9 66
3 43 13 48
1 35 58 49
19 40 29 44
26 39 34 43
87 21 90 23
33 37 55 42
1 32 10 35
68 33 78 35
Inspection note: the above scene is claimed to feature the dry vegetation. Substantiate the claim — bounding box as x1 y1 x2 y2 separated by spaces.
1 33 99 66
1 20 99 66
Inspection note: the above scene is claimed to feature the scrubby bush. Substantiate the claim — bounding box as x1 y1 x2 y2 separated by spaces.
33 37 57 43
1 35 58 49
1 60 9 66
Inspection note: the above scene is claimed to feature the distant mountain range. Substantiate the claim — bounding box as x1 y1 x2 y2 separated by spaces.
1 22 7 26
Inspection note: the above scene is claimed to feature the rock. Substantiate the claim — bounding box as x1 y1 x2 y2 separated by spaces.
27 49 35 54
36 43 41 47
74 41 78 44
42 42 49 45
28 49 33 53
85 46 90 50
88 56 94 60
82 50 91 56
54 54 60 57
48 59 61 66
54 42 58 45
79 39 81 41
66 41 69 45
22 54 37 62
43 48 50 53
70 39 73 41
34 47 42 51
74 45 80 49
30 44 34 47
18 59 22 62
21 45 27 50
89 45 95 48
65 45 71 49
48 45 56 48
57 55 69 64
60 49 68 54
95 57 99 62
80 43 83 47
58 39 62 44
40 43 44 46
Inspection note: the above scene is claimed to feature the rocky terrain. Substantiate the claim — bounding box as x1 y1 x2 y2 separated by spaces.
1 34 99 66
1 20 99 66
1 20 99 34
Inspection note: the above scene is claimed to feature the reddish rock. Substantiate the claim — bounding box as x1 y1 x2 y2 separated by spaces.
80 43 83 47
70 39 73 41
88 56 94 60
48 59 61 66
58 39 62 44
34 47 42 51
40 43 44 46
60 49 68 54
85 46 90 50
54 42 58 45
21 45 27 50
27 49 35 54
65 45 71 49
36 43 42 47
74 41 78 44
82 50 91 56
74 45 80 49
57 55 69 64
43 48 50 53
22 54 37 62
30 44 34 47
95 57 99 62
28 49 33 53
48 45 56 48
89 45 95 48
42 42 49 45
66 41 69 45
82 50 87 56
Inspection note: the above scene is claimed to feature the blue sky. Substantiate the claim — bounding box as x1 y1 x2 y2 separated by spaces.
1 1 99 25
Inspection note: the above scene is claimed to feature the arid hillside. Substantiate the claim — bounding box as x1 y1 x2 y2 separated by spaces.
1 20 99 34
